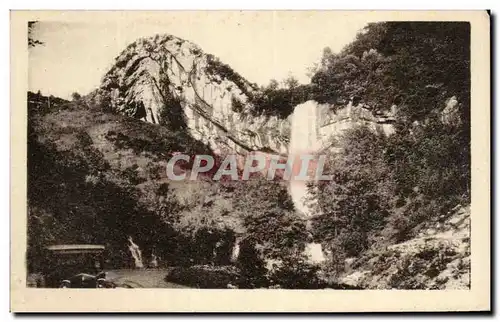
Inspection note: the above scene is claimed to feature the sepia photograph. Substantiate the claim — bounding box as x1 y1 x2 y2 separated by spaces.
10 10 490 312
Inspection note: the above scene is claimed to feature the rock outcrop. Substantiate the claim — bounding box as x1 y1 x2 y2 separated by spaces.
93 34 398 159
94 34 290 155
340 205 470 289
317 101 396 150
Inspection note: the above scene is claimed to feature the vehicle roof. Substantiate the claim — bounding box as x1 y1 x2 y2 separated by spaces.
46 244 105 252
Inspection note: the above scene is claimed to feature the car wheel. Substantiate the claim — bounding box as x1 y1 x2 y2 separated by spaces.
59 280 71 288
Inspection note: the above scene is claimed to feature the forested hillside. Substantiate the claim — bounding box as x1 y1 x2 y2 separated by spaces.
307 22 470 288
27 92 308 288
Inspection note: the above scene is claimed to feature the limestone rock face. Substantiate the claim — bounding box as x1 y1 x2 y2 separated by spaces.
317 101 396 149
440 96 461 126
95 34 290 155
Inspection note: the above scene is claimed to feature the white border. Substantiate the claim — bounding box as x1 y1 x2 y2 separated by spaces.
4 3 496 321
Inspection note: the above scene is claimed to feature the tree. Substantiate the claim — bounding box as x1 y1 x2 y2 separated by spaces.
251 77 311 118
311 21 470 118
71 92 82 101
267 79 279 91
232 178 307 259
283 75 299 90
28 21 43 48
311 126 392 257
320 47 334 69
236 238 268 288
308 22 471 255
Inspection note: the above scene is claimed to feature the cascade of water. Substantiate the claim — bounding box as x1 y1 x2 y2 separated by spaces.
150 252 158 268
288 100 320 217
128 236 144 268
288 100 326 264
231 239 240 263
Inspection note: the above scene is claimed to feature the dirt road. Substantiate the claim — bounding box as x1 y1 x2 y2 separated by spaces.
107 269 188 288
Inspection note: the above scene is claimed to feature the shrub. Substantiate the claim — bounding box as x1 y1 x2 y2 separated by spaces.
231 96 245 113
268 255 323 289
71 92 82 101
166 265 239 288
236 238 268 288
123 165 146 185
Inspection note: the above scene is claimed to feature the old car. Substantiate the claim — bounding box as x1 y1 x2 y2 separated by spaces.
39 244 116 288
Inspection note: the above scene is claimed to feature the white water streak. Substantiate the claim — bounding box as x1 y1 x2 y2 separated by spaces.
288 100 320 217
128 236 144 268
289 101 326 263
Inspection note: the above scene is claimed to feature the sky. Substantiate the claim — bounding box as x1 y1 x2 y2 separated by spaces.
28 11 373 99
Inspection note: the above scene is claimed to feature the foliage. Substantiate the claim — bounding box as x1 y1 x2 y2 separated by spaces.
166 265 240 288
310 23 471 203
309 23 470 274
71 92 82 101
86 90 113 113
231 96 245 113
156 64 188 131
268 255 323 289
205 54 258 99
232 178 308 259
26 100 211 270
311 126 393 257
28 21 44 48
236 238 268 288
311 22 470 119
251 80 311 118
27 95 308 278
206 52 309 118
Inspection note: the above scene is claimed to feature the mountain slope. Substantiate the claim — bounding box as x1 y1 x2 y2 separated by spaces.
90 34 290 155
340 205 470 289
27 93 303 275
28 94 226 269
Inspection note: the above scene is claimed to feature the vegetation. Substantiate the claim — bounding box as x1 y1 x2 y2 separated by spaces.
205 53 310 118
27 21 471 288
28 21 43 48
250 78 311 118
308 22 470 270
311 127 393 257
27 93 211 270
27 92 309 287
166 265 240 288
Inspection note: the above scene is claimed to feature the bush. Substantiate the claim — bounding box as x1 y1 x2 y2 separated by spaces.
268 256 323 289
166 265 240 288
71 92 82 101
231 96 245 113
123 165 146 185
236 238 268 288
87 90 113 113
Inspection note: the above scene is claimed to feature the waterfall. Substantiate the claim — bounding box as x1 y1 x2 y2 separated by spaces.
150 252 159 268
231 239 240 263
128 236 144 268
288 100 320 217
288 100 326 264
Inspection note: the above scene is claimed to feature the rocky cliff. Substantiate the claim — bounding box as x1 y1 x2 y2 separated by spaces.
93 34 290 156
92 34 399 159
317 101 396 150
